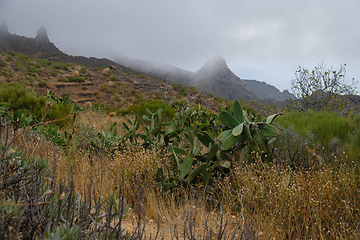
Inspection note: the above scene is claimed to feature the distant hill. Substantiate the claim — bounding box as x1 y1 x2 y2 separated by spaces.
243 79 295 101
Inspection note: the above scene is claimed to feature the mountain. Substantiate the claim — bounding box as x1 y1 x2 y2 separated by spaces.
0 22 290 102
242 79 295 101
192 56 257 100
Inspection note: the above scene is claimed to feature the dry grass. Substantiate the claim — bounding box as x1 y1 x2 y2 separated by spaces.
220 162 360 239
6 117 360 239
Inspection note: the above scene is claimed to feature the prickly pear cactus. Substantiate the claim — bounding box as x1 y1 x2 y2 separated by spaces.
217 100 281 162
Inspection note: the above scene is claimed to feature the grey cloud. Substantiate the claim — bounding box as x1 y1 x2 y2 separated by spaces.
1 0 360 90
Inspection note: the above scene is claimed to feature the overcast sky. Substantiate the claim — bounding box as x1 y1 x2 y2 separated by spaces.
1 0 360 91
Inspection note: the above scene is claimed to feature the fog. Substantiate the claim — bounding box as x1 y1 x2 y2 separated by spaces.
1 0 360 91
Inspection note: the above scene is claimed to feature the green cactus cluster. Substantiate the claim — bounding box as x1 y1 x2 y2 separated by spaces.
137 100 282 189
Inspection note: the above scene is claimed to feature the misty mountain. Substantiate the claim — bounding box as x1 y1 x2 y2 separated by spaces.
112 55 193 86
242 79 295 101
0 22 293 102
113 54 293 101
192 56 257 100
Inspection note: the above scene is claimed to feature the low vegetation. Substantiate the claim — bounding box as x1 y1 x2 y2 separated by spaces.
0 51 359 239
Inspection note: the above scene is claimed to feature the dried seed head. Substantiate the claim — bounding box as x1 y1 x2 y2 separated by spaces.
45 101 52 108
85 101 92 109
9 148 16 155
73 70 79 78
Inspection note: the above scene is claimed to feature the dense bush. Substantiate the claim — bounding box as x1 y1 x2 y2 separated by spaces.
276 111 352 150
0 60 7 68
0 84 72 125
52 62 69 71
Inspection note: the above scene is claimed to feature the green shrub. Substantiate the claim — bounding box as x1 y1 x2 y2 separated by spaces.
67 76 76 82
101 85 108 92
82 86 88 90
5 55 13 62
113 95 121 102
80 66 87 74
41 60 53 67
0 70 9 77
7 50 15 56
52 62 69 71
12 62 22 71
76 77 85 83
17 53 30 62
0 84 72 124
58 77 67 82
171 83 181 91
137 73 147 79
51 70 60 77
276 111 351 150
108 75 118 81
0 60 7 68
38 81 47 87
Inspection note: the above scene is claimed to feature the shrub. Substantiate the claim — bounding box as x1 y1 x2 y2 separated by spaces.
0 84 72 124
51 70 60 77
58 77 67 82
52 62 69 71
276 111 351 150
100 85 109 92
12 62 22 71
0 60 7 68
82 86 88 90
113 95 121 102
137 73 147 79
171 83 181 91
17 53 30 62
76 77 85 83
7 50 15 56
80 66 87 74
41 60 53 67
38 81 48 87
67 76 76 82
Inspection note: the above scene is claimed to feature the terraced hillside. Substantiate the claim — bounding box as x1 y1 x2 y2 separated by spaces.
0 50 234 112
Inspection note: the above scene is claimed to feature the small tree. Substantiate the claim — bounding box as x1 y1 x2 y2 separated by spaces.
291 62 357 112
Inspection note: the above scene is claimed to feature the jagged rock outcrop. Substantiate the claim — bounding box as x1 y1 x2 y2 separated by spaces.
35 26 50 43
0 21 10 36
0 25 59 55
0 25 128 72
192 56 257 100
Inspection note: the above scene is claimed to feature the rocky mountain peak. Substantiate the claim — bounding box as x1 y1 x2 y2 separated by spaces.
35 26 50 43
192 56 257 100
0 21 10 36
196 55 228 76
